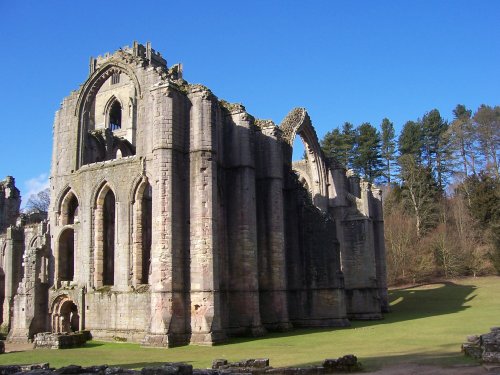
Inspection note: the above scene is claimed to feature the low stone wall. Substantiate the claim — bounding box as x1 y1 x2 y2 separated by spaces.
33 331 91 349
211 356 361 374
462 327 500 364
0 356 361 374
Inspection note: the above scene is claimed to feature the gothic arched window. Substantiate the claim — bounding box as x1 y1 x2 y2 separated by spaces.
109 100 122 131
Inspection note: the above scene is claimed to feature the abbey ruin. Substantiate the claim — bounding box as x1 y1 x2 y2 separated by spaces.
0 42 388 346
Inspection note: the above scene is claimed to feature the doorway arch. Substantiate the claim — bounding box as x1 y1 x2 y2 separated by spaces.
51 295 79 333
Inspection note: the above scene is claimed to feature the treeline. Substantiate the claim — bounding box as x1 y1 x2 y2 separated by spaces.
320 104 500 285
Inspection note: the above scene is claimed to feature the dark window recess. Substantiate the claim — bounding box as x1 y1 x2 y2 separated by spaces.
111 73 120 85
109 101 122 131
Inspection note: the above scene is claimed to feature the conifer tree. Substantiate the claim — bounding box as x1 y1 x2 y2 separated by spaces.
353 122 383 183
381 118 396 185
421 109 451 191
450 104 475 177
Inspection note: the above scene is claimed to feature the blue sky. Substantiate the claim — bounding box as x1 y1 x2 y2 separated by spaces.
1 1 499 202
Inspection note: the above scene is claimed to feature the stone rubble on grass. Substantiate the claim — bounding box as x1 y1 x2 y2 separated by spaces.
462 327 500 365
0 356 362 375
33 331 91 349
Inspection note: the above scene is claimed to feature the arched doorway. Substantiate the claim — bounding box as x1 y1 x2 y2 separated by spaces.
51 295 79 333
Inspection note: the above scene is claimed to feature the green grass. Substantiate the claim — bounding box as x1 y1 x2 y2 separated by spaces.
1 276 499 371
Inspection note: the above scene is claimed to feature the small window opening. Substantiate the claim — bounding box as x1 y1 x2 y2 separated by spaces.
109 101 122 131
111 73 120 85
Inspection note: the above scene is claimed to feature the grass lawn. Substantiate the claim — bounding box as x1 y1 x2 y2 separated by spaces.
1 276 498 371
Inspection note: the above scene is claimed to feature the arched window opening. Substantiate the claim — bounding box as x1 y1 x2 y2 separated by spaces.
141 184 152 284
292 135 307 162
103 190 115 285
111 72 120 85
67 195 79 225
58 228 74 282
109 101 122 131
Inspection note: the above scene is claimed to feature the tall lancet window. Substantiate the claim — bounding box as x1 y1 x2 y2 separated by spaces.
109 100 122 131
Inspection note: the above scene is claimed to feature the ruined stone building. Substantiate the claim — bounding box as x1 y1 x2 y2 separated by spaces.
0 42 388 346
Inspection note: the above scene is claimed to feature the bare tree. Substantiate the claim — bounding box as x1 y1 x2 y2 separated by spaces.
24 188 50 213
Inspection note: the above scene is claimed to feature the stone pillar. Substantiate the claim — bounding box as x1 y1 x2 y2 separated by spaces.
371 186 389 312
224 108 265 336
256 125 291 331
340 179 382 320
143 83 187 347
1 227 24 334
187 88 225 345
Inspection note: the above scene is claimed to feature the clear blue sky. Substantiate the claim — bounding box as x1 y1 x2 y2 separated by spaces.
1 1 499 202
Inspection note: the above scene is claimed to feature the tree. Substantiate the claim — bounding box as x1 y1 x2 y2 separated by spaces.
320 122 356 169
473 105 500 178
340 122 356 168
460 173 500 273
398 120 423 159
380 118 396 185
422 109 451 191
25 188 50 213
398 154 439 237
321 128 344 164
353 122 383 183
449 104 475 177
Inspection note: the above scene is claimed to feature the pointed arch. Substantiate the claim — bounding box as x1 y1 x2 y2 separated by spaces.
59 189 80 226
131 177 152 285
279 108 329 211
104 96 123 131
94 182 116 287
75 61 142 169
57 227 75 282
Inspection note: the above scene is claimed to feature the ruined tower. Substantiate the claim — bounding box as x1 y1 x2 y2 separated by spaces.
2 42 388 345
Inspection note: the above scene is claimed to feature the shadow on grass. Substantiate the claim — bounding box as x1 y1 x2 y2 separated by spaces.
81 342 105 348
218 281 477 345
387 281 477 321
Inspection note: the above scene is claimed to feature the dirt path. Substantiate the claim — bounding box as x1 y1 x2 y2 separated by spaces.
4 341 34 353
363 363 497 374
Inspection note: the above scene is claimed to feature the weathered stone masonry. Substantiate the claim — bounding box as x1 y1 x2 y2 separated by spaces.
0 42 388 346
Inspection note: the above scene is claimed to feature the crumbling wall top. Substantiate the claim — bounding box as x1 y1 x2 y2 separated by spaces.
89 41 167 76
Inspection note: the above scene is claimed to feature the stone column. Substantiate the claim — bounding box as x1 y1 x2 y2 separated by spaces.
1 227 24 334
256 125 291 330
143 83 187 347
224 108 265 336
187 88 225 345
371 186 389 312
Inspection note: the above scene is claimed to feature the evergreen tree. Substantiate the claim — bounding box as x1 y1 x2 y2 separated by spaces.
450 104 475 177
398 120 423 159
473 105 500 178
380 118 396 185
321 128 344 163
353 122 384 183
422 109 451 191
340 122 356 168
320 122 356 169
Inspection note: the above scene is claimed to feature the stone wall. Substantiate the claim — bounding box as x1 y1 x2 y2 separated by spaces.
0 177 20 233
